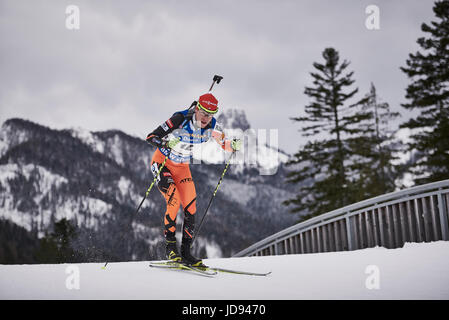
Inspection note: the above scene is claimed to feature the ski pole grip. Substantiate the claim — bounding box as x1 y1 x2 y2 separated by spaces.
209 75 223 91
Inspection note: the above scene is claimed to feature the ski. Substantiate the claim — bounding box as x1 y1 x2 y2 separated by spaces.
150 261 271 277
205 266 271 277
149 261 217 277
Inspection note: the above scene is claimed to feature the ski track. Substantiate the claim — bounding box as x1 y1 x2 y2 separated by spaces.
0 241 448 299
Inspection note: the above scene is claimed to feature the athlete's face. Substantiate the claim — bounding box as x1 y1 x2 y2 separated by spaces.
195 107 214 128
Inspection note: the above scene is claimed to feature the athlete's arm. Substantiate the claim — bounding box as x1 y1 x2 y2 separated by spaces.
146 113 184 148
211 123 234 152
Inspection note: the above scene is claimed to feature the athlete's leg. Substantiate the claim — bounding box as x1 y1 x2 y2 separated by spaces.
170 164 202 265
150 158 181 260
171 165 197 240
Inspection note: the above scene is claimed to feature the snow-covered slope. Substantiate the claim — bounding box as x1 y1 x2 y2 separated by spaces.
1 241 448 300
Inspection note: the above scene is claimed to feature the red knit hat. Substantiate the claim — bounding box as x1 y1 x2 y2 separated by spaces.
198 93 219 114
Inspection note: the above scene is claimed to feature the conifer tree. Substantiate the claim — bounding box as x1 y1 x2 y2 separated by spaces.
36 218 80 263
400 0 449 184
284 48 370 220
350 83 401 201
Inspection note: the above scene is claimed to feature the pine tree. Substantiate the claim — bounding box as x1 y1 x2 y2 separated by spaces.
36 218 80 263
400 0 449 184
284 48 370 220
350 83 401 200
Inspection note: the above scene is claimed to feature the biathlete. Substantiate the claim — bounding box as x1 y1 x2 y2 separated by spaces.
146 92 241 266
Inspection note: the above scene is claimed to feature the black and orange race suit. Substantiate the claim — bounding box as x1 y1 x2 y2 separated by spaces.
147 108 232 242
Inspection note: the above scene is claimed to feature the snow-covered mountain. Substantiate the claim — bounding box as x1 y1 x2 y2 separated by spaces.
0 110 297 263
197 108 290 175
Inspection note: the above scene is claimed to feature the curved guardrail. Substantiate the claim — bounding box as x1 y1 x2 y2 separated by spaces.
234 179 449 257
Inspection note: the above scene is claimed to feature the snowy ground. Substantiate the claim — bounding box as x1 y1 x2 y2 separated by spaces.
1 241 448 300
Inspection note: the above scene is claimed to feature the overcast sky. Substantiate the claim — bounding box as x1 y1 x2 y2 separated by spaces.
0 0 436 154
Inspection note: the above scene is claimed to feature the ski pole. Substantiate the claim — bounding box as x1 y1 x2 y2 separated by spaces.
133 153 169 216
102 152 170 269
193 150 235 244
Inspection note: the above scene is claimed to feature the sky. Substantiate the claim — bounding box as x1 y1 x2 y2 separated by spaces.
0 0 437 154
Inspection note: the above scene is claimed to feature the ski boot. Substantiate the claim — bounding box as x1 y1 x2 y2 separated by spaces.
165 240 182 262
181 238 204 267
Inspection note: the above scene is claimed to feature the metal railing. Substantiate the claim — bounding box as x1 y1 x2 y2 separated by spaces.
234 179 449 257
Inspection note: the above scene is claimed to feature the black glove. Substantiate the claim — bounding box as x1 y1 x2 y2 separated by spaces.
146 134 164 148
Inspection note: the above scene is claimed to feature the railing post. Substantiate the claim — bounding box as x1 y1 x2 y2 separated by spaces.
398 202 409 242
386 205 395 248
371 209 379 246
305 231 311 253
323 225 328 252
406 200 416 242
392 204 401 247
437 192 449 240
429 195 440 240
414 199 424 242
316 227 322 253
345 215 354 251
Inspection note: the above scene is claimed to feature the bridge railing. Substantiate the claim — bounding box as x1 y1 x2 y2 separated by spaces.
234 179 449 257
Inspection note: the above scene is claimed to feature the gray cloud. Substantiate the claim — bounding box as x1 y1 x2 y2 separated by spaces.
0 0 436 153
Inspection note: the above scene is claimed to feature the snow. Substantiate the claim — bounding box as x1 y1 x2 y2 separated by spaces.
1 241 448 299
0 163 69 232
219 179 258 206
0 162 112 233
0 139 8 159
69 127 105 154
0 122 30 158
204 242 223 259
55 196 112 230
0 164 68 190
131 221 161 247
117 176 132 199
108 134 125 166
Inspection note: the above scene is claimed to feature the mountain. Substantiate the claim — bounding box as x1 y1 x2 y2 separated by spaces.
216 108 251 131
0 110 298 263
